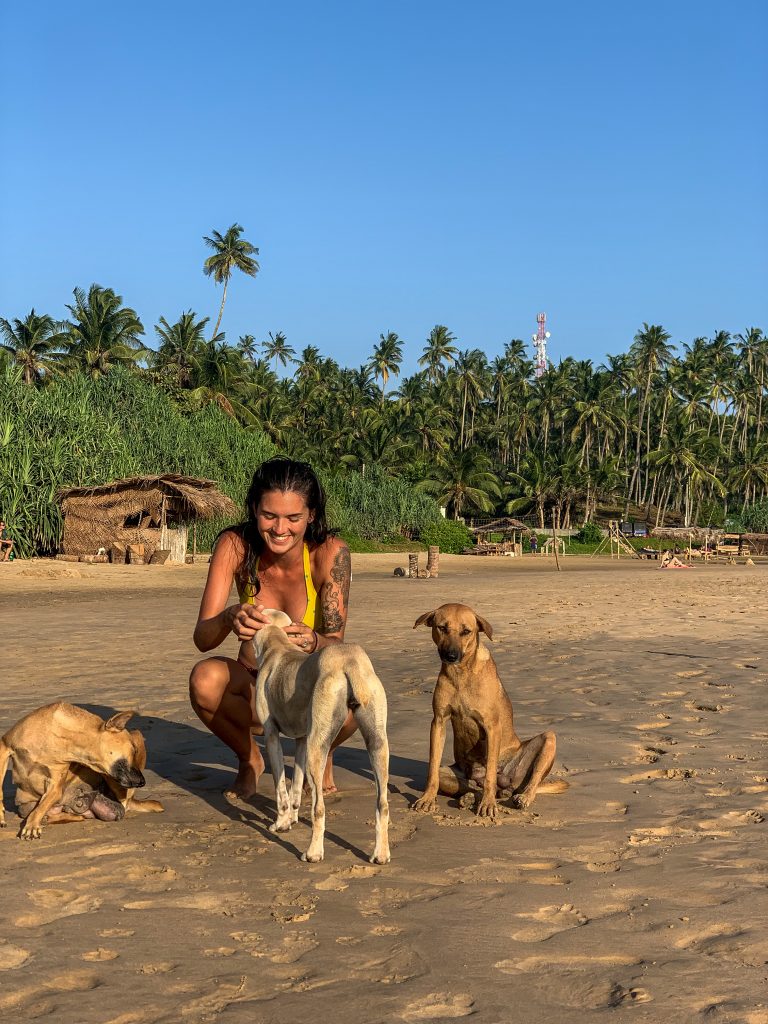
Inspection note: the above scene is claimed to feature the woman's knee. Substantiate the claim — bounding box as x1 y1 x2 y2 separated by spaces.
189 658 230 709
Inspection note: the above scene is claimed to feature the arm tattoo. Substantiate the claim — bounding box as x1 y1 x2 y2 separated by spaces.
321 546 351 635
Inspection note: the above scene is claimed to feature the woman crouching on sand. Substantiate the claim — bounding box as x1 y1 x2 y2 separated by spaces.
189 458 356 799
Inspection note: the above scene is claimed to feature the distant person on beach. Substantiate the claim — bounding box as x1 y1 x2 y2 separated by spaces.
189 458 356 800
0 520 13 561
529 534 538 555
660 550 692 569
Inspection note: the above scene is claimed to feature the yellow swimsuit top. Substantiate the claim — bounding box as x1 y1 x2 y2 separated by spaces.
237 542 322 630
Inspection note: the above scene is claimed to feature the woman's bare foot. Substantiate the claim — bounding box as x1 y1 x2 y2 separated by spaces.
322 756 338 794
225 747 265 800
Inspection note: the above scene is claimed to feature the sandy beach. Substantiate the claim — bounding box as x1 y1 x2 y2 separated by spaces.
1 554 767 1023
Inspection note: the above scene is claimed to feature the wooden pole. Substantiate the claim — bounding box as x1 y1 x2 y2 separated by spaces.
193 520 197 561
552 509 561 572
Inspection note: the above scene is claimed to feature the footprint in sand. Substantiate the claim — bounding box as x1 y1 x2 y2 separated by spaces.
270 932 319 964
0 943 31 970
270 883 317 923
356 885 454 917
83 842 141 859
620 767 696 784
14 888 102 928
0 969 99 1013
586 801 627 819
137 961 177 975
635 744 669 764
673 922 756 960
536 975 651 1010
511 903 588 942
496 952 638 974
401 992 475 1019
350 945 427 985
315 863 381 891
676 669 705 678
81 947 119 961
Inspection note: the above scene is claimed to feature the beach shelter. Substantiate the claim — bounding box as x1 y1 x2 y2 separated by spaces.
57 475 238 564
466 516 531 555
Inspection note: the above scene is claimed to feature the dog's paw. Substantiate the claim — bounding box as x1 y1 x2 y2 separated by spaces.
269 818 293 833
19 823 42 840
510 792 532 810
475 795 498 819
370 851 391 865
412 795 438 813
0 818 6 829
301 850 324 863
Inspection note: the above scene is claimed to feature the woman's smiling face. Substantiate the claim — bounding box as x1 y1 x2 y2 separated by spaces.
255 489 314 556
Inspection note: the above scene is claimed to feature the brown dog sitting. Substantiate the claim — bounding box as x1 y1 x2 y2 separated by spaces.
412 603 566 818
0 703 164 839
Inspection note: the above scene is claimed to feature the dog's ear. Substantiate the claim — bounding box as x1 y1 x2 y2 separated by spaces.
475 614 493 641
413 610 436 629
103 711 135 732
263 608 292 628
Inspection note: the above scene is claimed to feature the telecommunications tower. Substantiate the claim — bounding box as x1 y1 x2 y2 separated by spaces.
532 312 550 378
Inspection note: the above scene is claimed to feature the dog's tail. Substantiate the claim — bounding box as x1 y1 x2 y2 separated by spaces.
538 779 569 796
343 647 378 711
0 739 10 827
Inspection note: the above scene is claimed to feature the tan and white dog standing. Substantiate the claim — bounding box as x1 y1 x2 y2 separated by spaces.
253 610 390 864
0 702 163 839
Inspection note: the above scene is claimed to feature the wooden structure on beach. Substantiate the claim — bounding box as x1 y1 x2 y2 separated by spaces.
463 516 531 556
592 520 643 559
649 526 766 562
57 475 238 564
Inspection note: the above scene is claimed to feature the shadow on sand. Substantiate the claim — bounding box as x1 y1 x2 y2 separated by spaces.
73 703 427 860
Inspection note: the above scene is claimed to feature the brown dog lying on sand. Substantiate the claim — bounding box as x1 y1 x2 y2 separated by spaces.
0 703 164 839
412 603 567 818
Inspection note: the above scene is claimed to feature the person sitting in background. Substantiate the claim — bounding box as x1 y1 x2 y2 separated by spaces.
0 520 13 561
660 549 692 569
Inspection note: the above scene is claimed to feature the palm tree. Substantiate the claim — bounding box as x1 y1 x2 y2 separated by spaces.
627 323 674 504
262 331 296 371
202 223 260 339
60 285 145 378
188 338 252 421
418 325 458 383
506 451 558 529
417 447 501 520
369 331 403 399
237 334 259 362
0 310 67 384
153 310 210 387
647 424 723 526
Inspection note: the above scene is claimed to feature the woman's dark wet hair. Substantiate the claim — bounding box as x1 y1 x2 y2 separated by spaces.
231 458 333 589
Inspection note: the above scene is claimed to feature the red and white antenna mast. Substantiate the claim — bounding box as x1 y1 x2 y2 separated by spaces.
532 312 550 378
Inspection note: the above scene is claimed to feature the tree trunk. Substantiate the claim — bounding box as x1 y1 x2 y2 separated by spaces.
211 276 229 340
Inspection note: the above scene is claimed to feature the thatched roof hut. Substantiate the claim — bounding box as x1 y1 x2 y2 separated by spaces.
57 475 238 564
650 526 723 543
468 517 532 536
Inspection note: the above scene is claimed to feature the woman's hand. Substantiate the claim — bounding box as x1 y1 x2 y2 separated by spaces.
284 621 319 653
227 602 274 642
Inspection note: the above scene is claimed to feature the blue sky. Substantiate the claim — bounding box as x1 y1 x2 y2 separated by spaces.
1 1 766 377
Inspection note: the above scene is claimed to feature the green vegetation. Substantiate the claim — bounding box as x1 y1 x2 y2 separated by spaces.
0 366 442 558
574 521 603 544
2 225 767 557
728 497 768 533
418 518 473 554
